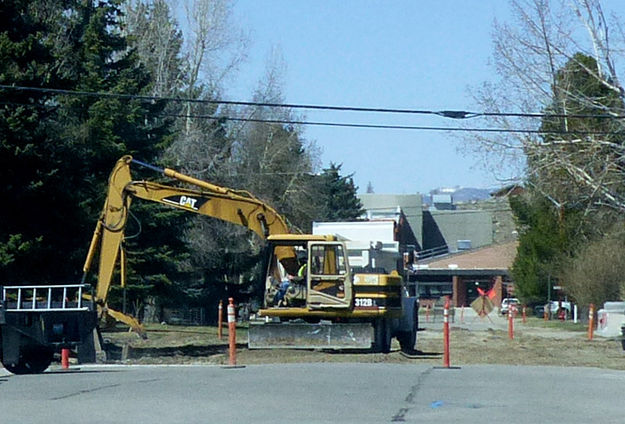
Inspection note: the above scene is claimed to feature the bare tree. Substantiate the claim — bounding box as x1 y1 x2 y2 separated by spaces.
178 49 322 293
233 49 322 231
182 0 248 96
124 0 185 97
467 0 625 212
560 228 625 306
163 0 250 181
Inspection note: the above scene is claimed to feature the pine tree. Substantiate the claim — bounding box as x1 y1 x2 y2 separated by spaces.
318 163 364 221
0 0 77 281
57 1 185 317
0 0 178 311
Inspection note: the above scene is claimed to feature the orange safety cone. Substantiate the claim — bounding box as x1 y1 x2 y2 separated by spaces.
61 348 70 370
508 305 514 339
443 298 450 368
227 298 236 366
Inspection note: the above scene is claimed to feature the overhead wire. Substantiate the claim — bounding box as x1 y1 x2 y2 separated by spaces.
1 84 624 135
0 99 618 136
160 112 620 135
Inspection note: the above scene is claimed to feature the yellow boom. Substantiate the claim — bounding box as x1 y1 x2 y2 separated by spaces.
82 155 296 331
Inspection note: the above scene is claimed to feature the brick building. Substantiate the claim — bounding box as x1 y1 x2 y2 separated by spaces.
410 241 518 308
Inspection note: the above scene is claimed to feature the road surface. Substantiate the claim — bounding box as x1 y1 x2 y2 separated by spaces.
0 363 622 423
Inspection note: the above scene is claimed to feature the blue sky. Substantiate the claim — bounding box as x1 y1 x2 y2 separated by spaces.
229 1 512 194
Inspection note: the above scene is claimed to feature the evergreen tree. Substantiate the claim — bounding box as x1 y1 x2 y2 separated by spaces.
0 0 78 281
509 195 565 303
0 0 178 316
318 163 364 221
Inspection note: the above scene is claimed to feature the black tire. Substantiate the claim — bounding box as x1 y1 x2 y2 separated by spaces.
398 330 416 353
373 318 391 353
398 308 418 353
78 332 96 364
1 345 53 375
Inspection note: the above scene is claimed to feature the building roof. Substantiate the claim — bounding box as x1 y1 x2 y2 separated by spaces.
419 240 518 271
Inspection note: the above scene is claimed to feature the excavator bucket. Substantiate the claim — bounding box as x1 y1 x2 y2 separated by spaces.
105 307 147 339
248 321 373 350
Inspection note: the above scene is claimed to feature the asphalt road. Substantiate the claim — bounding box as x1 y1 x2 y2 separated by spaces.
0 363 623 423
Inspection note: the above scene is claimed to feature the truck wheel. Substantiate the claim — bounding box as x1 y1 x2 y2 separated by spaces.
1 345 53 375
77 332 97 364
398 329 417 353
398 308 418 353
373 318 391 353
397 310 418 353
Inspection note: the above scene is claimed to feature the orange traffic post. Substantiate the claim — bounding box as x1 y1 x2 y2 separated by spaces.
460 304 465 324
61 348 70 370
227 298 236 366
443 298 450 368
544 306 549 321
218 300 223 340
588 303 595 340
522 306 527 324
508 306 514 339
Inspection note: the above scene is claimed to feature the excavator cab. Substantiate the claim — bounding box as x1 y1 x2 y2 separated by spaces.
306 241 352 309
252 236 378 350
262 236 353 311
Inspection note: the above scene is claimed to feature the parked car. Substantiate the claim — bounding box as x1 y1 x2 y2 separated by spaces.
500 298 520 315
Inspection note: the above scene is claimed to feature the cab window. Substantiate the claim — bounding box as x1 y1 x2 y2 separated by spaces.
310 244 347 276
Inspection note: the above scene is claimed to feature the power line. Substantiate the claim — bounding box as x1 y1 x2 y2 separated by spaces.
2 84 625 121
163 113 620 135
0 99 620 135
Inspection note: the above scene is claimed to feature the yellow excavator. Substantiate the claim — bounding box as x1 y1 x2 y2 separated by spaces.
80 155 299 334
82 155 418 354
1 156 418 374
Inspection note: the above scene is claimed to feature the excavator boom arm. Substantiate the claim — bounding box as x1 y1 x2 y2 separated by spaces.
85 155 294 308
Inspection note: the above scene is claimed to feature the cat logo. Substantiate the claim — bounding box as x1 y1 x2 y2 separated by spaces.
179 196 198 210
162 195 208 211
